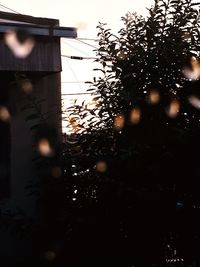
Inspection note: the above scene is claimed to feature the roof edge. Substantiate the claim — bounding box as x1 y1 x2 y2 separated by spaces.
0 22 77 38
0 11 59 26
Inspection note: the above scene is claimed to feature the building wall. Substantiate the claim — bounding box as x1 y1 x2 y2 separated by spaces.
0 77 10 198
0 71 62 263
0 35 61 72
0 13 66 263
35 72 62 135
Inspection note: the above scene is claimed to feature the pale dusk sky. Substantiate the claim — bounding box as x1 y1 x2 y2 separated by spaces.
0 0 154 132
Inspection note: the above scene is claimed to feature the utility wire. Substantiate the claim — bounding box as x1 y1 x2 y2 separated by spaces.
65 58 82 91
62 92 92 96
0 5 11 13
76 38 98 49
62 37 99 49
77 37 99 41
62 81 92 83
62 39 92 57
0 3 20 14
61 55 98 60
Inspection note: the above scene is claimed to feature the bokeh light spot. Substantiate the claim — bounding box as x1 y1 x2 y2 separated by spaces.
51 166 62 178
188 95 200 109
114 114 125 130
20 79 33 93
0 106 11 122
130 108 141 124
38 139 54 157
166 99 180 118
75 21 88 31
147 89 160 104
96 161 107 173
4 30 35 58
86 99 97 110
183 57 200 80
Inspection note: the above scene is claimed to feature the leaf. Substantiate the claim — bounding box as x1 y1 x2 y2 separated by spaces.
26 114 40 121
84 81 93 84
93 68 106 74
37 99 46 104
30 124 41 131
21 104 33 111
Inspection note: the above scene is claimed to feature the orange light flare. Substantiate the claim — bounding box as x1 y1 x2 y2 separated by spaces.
38 138 54 157
183 56 200 80
96 161 107 173
68 117 81 132
166 99 180 118
75 21 88 31
20 79 33 93
147 89 160 104
130 107 141 125
188 95 200 109
113 114 125 130
51 166 62 178
4 30 35 58
0 106 11 122
86 99 98 110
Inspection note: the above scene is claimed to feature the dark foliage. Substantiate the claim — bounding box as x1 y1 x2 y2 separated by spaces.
64 0 200 266
1 1 200 266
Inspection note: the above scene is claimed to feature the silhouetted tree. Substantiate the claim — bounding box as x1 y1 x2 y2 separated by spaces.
66 1 200 266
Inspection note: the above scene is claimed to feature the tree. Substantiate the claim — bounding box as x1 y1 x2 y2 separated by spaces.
65 0 200 266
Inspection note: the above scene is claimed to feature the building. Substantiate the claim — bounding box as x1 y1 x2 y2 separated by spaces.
0 11 77 263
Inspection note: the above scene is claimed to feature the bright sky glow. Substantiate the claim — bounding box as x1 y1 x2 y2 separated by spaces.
0 1 153 30
0 0 154 132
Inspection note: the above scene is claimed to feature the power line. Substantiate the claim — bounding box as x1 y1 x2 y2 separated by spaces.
0 3 20 14
65 58 82 91
62 39 92 57
61 55 98 60
77 37 99 41
76 38 98 49
0 5 11 13
62 92 92 96
62 37 99 49
62 81 92 83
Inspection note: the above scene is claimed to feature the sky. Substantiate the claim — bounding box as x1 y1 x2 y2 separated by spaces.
0 0 154 132
0 1 153 30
